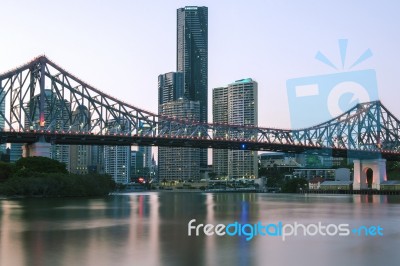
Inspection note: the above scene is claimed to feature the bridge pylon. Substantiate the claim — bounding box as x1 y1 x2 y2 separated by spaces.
22 137 51 158
353 159 387 190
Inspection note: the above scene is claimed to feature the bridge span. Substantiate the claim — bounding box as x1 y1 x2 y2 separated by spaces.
0 56 400 161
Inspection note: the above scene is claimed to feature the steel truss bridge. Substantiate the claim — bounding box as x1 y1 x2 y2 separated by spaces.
0 56 400 160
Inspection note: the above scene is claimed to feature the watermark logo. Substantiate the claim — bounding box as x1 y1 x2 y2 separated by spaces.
188 219 384 241
287 39 379 129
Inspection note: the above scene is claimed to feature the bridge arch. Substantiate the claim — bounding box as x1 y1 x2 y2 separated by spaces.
353 159 387 190
2 56 400 166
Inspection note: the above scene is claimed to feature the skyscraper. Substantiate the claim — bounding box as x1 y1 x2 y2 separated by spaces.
213 78 258 179
212 87 229 178
158 71 201 181
157 7 207 181
104 118 131 184
139 146 152 169
69 106 91 174
158 98 200 181
131 150 144 180
177 6 208 167
104 145 130 184
158 72 183 105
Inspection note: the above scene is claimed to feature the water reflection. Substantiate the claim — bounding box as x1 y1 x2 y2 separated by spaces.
0 193 400 266
157 193 207 266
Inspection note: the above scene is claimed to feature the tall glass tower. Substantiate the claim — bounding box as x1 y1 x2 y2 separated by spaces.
158 72 183 106
177 6 208 167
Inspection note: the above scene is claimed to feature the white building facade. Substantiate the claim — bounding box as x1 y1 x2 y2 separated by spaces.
213 78 258 179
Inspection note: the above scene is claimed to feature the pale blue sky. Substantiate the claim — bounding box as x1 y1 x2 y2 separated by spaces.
1 0 400 128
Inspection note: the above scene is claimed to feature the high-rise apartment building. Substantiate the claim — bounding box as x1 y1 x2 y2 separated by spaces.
212 78 258 179
212 87 229 178
158 99 200 181
158 71 201 181
104 118 131 184
104 145 130 184
69 106 91 174
139 146 152 169
177 6 208 167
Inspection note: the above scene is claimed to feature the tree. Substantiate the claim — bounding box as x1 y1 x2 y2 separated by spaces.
0 162 14 182
281 178 308 193
208 172 217 179
0 172 115 197
15 157 68 175
386 161 400 180
387 161 400 171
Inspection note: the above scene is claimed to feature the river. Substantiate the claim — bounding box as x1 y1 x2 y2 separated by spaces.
1 193 399 266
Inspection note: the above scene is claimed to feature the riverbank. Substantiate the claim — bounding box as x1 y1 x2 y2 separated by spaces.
299 189 400 195
115 186 259 193
0 157 116 198
0 174 116 198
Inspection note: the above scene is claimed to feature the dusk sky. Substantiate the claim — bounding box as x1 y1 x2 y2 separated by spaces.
1 0 400 129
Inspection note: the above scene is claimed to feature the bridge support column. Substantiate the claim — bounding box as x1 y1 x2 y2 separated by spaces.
22 142 51 158
353 159 387 190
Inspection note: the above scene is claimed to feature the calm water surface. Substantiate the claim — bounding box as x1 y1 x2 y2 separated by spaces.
1 193 400 266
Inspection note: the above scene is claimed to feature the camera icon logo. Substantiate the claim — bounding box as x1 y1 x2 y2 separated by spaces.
287 39 379 129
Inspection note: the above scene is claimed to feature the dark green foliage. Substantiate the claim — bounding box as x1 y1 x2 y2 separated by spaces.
386 161 400 180
387 161 400 171
15 157 68 175
208 172 217 179
0 172 116 197
281 178 308 193
259 166 289 188
0 162 14 182
0 157 115 197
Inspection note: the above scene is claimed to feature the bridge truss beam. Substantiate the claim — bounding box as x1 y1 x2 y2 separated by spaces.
0 56 400 160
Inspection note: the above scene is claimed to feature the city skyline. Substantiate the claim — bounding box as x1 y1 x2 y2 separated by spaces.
1 2 400 261
1 1 399 130
0 2 400 172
